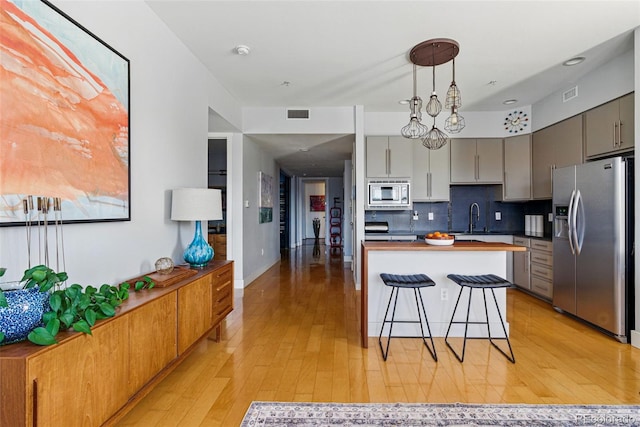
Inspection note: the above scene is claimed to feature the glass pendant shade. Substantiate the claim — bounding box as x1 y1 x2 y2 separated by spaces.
426 92 442 117
402 115 429 139
444 107 466 133
445 58 462 109
423 119 449 150
401 65 429 139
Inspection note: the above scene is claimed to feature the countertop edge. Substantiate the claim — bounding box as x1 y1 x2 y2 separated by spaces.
361 241 527 251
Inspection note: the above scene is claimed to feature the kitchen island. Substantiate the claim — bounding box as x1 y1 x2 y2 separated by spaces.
360 240 526 348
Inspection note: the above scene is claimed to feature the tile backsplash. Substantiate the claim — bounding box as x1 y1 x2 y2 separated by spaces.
365 185 552 235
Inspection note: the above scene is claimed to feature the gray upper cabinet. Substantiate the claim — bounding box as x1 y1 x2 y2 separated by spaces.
412 140 450 201
366 136 413 178
503 134 531 201
585 93 634 158
450 138 503 184
532 115 583 199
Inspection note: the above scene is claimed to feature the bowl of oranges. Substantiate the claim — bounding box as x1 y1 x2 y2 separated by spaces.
424 231 455 246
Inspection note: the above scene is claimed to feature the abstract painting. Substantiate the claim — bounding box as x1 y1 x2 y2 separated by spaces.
258 171 273 224
0 0 130 225
309 195 325 212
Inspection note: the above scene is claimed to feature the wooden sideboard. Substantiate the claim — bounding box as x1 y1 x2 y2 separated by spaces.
0 261 234 427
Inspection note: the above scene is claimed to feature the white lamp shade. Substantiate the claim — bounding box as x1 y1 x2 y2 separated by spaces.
171 188 223 221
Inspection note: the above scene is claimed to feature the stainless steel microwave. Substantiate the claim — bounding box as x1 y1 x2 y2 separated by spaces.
367 180 411 209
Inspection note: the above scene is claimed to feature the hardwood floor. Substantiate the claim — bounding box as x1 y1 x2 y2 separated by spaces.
116 243 640 426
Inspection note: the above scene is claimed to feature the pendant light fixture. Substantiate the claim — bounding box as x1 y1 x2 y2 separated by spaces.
401 64 429 139
444 57 465 133
402 38 462 149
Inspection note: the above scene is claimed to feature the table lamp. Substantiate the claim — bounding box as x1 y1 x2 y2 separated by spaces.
171 188 223 268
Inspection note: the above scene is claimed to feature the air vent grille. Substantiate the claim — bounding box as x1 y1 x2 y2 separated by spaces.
563 86 578 103
287 109 310 119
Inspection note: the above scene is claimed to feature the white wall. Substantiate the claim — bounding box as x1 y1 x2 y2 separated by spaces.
243 107 355 134
532 49 635 131
0 1 241 286
241 137 280 286
365 108 532 138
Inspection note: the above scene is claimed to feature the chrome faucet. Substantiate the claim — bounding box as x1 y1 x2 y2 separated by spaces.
469 203 480 233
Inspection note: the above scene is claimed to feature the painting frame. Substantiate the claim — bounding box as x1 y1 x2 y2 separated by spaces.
309 195 325 212
0 0 131 226
258 171 273 224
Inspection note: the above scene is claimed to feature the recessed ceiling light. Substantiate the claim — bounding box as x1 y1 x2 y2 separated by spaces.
234 45 250 55
563 56 585 66
398 99 410 105
299 148 309 152
503 99 518 105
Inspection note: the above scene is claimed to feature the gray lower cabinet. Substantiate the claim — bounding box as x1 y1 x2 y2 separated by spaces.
529 240 553 300
512 237 530 290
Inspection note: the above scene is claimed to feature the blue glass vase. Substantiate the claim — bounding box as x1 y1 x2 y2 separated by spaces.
184 220 213 268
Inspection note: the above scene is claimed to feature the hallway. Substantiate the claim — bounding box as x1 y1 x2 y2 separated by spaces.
117 244 640 426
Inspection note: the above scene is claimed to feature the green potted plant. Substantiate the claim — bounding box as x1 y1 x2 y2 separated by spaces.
0 265 155 346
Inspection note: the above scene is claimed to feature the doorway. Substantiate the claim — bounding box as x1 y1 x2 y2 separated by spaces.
304 181 326 242
279 171 290 250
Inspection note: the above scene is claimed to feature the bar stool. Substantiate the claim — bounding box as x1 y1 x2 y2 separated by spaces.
445 274 515 363
378 273 437 362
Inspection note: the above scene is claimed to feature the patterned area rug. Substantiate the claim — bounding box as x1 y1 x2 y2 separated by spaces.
240 402 640 426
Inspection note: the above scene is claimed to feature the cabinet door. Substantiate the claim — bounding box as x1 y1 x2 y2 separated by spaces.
366 136 389 178
429 143 450 201
476 138 503 183
449 138 477 183
387 137 413 178
128 293 177 395
411 139 430 200
618 93 634 152
552 115 582 168
177 275 213 354
585 100 619 157
532 127 556 199
513 251 530 290
28 317 130 427
503 134 531 200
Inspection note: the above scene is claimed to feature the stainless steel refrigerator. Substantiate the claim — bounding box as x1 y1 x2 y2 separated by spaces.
552 156 634 342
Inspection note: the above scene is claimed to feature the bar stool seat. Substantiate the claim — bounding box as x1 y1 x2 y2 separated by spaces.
445 274 515 363
378 273 437 362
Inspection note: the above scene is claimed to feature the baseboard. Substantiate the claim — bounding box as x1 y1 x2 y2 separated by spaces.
631 329 640 349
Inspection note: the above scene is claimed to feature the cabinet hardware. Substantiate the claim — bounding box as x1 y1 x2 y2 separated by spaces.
618 121 623 147
613 122 617 148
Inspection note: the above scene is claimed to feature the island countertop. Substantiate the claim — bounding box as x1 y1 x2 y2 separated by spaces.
362 240 527 252
360 240 526 348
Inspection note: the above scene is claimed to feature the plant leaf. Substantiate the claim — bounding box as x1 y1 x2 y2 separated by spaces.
72 320 92 335
43 311 57 324
85 308 97 327
27 327 58 345
60 313 74 328
99 303 116 317
49 293 62 312
45 318 60 337
0 291 7 308
0 331 4 342
65 286 79 299
135 281 144 291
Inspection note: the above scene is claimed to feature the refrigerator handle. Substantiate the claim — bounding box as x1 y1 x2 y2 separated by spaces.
574 189 584 255
567 189 576 255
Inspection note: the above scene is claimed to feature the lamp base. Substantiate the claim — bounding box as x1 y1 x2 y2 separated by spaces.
183 221 214 268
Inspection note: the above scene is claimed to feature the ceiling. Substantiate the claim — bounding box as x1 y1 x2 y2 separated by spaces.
148 1 640 177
